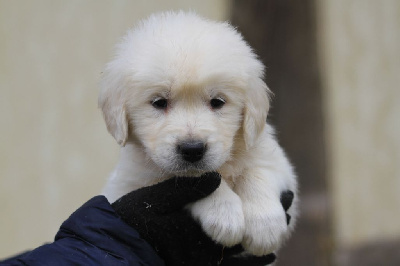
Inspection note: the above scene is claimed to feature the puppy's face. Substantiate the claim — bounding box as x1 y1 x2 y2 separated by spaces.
127 81 245 176
99 12 270 176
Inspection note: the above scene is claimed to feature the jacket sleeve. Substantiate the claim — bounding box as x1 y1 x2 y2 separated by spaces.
0 196 165 266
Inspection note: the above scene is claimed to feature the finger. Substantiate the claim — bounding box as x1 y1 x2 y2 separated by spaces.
222 244 244 257
112 172 221 214
155 172 222 213
286 213 292 225
221 253 276 266
280 190 294 211
174 172 222 199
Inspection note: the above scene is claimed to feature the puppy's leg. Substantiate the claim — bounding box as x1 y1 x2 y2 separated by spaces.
235 174 288 255
188 179 245 247
236 147 297 255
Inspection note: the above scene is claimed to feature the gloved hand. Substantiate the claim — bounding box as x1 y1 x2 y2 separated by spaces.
112 172 293 266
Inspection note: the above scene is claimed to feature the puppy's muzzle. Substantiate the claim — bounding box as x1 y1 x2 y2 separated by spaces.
177 140 206 163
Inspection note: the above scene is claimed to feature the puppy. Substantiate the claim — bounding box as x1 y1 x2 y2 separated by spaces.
100 11 297 255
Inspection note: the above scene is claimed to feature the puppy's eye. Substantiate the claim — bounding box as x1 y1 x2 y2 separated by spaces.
210 97 225 109
151 97 168 110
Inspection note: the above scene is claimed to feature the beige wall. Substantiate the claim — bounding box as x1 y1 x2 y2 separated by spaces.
317 0 400 250
0 0 229 258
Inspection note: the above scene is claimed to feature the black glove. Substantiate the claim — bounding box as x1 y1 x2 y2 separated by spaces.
112 172 289 266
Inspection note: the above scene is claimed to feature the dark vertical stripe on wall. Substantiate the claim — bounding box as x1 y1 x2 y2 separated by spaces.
231 1 331 265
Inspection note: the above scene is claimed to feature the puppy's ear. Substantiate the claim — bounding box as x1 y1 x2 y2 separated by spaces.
98 71 129 147
243 78 270 149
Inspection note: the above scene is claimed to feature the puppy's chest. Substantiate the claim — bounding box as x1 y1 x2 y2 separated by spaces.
218 163 246 189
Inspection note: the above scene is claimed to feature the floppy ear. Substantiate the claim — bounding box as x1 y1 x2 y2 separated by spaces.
243 78 270 149
98 70 129 147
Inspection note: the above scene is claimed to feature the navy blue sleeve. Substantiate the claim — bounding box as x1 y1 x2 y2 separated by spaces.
0 196 165 266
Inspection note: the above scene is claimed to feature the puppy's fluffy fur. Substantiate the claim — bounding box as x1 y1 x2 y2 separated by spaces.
100 12 298 255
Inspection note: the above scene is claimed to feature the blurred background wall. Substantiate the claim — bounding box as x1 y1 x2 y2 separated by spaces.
318 1 400 264
1 1 399 265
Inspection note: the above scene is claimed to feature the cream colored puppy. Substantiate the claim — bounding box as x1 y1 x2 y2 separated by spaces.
100 11 297 256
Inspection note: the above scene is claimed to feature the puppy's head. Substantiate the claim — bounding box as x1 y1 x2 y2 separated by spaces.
99 12 270 175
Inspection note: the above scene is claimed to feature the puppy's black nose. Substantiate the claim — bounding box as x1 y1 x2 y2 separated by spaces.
177 141 206 163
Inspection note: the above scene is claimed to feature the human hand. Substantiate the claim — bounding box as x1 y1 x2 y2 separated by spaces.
112 173 293 265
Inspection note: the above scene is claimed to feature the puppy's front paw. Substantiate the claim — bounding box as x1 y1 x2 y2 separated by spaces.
242 203 289 256
189 194 245 247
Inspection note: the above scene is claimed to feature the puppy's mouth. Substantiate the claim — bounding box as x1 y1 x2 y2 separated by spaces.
171 161 215 177
150 139 227 177
171 140 218 176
